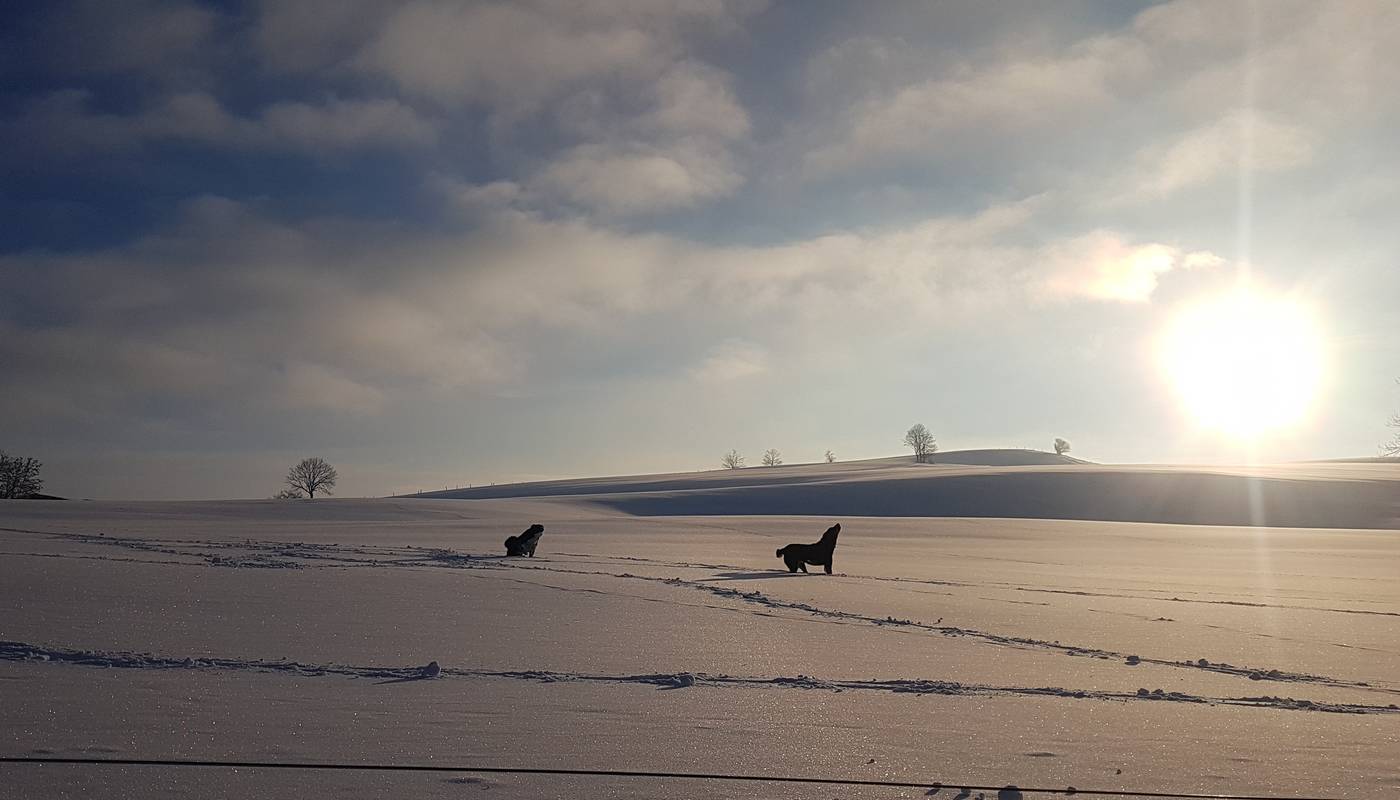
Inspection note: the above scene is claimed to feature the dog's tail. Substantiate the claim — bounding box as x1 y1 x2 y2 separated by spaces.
775 547 785 558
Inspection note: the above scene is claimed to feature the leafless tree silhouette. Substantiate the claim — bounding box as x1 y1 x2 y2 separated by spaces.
903 424 936 463
0 451 43 498
286 457 338 499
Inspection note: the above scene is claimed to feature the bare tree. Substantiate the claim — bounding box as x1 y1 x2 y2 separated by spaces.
1384 414 1400 458
286 457 338 499
0 451 44 499
1384 379 1400 457
761 448 782 467
1054 438 1071 456
903 424 936 463
721 449 745 469
824 449 835 463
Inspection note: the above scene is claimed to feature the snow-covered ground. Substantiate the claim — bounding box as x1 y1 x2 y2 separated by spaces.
3 457 1399 798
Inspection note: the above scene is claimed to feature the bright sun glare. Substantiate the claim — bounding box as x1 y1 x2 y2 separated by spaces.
1161 288 1326 438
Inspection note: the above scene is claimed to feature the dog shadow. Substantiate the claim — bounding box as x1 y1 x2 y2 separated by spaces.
705 570 812 582
373 674 434 685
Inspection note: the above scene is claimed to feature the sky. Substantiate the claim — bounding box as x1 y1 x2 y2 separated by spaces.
3 0 1400 500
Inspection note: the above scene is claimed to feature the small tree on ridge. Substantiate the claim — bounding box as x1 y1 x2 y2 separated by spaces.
286 457 338 499
1054 438 1071 456
761 448 782 467
903 424 936 463
721 450 745 469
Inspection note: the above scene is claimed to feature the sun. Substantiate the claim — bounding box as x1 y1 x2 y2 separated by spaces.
1160 288 1325 438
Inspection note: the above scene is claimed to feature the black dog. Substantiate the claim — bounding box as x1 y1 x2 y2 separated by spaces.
504 524 545 557
776 523 840 574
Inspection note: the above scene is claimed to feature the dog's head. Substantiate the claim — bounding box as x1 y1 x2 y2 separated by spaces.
822 523 841 543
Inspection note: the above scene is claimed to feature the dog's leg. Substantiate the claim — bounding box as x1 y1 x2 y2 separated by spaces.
824 561 832 575
784 553 801 573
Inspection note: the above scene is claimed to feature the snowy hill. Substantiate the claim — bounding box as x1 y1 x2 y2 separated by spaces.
410 450 1400 529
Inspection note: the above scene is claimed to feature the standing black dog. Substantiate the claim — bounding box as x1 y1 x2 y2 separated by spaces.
776 523 840 574
504 524 545 557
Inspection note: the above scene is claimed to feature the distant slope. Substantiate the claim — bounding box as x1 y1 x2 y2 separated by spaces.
408 450 1400 529
586 467 1399 529
921 448 1088 466
410 450 1079 501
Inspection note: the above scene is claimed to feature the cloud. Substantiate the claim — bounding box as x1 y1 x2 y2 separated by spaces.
277 362 387 415
534 142 743 215
529 59 751 214
641 61 752 140
1106 111 1315 204
252 0 395 74
797 1 1400 182
353 1 757 112
351 3 756 216
1039 232 1226 303
806 34 1147 173
4 91 438 158
257 97 439 150
15 0 220 79
1136 0 1400 121
1 192 1214 433
690 340 767 382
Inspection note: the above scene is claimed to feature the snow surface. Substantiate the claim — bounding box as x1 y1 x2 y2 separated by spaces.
2 458 1399 798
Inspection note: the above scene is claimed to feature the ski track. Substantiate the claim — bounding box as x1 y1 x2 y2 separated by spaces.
5 528 1399 697
563 550 1400 619
2 641 1394 717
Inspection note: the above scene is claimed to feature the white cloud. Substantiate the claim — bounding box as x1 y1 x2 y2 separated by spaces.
350 2 756 216
799 1 1400 181
1039 232 1227 303
534 142 743 215
1109 111 1315 203
641 62 752 140
1 194 1218 430
690 340 767 382
806 34 1148 172
1136 0 1400 121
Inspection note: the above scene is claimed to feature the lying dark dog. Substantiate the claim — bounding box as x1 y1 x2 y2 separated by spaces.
504 524 545 557
776 523 840 574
